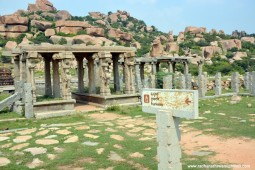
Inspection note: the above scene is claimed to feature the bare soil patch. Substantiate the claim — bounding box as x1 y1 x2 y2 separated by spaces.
89 112 121 121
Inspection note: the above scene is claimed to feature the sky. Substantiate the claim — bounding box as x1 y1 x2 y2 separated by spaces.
0 0 254 35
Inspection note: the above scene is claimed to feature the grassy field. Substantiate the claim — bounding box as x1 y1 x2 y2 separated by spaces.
0 96 254 169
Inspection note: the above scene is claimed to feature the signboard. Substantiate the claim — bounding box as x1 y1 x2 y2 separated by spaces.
142 88 198 119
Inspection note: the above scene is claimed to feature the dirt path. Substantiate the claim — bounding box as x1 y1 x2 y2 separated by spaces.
181 129 255 170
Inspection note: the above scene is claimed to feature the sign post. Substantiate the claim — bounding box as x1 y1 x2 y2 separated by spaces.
142 89 199 170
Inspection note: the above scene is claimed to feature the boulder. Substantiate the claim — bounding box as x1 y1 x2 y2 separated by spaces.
0 25 28 32
19 37 31 45
218 30 225 35
210 29 217 35
193 38 204 42
0 32 23 38
177 32 185 42
27 4 38 12
219 39 242 51
0 15 28 25
36 0 56 11
119 15 128 21
120 32 132 41
168 31 174 42
202 46 222 59
58 27 83 34
185 26 206 34
196 34 203 38
29 14 42 20
108 13 118 23
127 22 134 29
55 10 72 21
56 20 91 28
159 35 167 43
117 10 130 17
5 41 17 50
86 27 104 37
165 42 179 53
45 28 55 36
31 20 52 31
41 12 56 19
151 38 163 57
132 42 141 49
96 20 106 26
73 35 114 46
108 29 132 41
146 26 153 33
89 12 103 20
232 52 247 61
108 29 120 39
210 41 218 46
241 37 255 44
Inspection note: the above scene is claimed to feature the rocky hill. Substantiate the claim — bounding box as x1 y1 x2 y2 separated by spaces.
0 0 255 75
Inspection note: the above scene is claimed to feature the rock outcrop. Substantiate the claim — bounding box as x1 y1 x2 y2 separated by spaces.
177 32 185 42
185 26 206 34
151 38 164 57
108 29 132 41
4 41 18 50
233 52 247 61
219 39 242 51
202 46 222 59
165 42 179 53
168 31 174 42
55 10 72 21
89 12 103 20
86 27 105 37
28 0 56 12
56 21 91 34
31 20 52 31
45 28 55 36
241 37 255 44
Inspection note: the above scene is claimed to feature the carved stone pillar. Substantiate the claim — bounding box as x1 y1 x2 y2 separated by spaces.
44 56 52 97
20 53 27 82
124 52 135 94
60 52 74 100
184 61 189 75
27 52 42 102
168 61 173 73
87 54 98 94
113 54 120 92
52 54 61 98
152 62 157 74
76 56 84 93
140 63 145 81
13 56 20 81
99 52 113 96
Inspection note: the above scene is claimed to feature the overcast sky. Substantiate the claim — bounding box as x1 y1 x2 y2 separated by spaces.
0 0 254 35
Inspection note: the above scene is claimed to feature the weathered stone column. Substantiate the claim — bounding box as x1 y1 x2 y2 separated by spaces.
152 62 157 74
83 59 89 87
203 72 208 94
249 72 253 94
20 54 27 82
215 72 222 96
198 75 205 98
124 52 135 94
231 72 239 94
134 63 142 93
185 73 192 90
76 56 85 93
244 72 250 90
179 74 186 89
60 52 74 100
87 54 97 94
99 52 113 96
13 56 20 81
94 59 100 87
150 74 156 88
184 62 189 75
113 54 120 92
52 57 61 98
250 71 255 95
163 75 173 89
44 56 52 97
140 63 145 81
168 61 173 73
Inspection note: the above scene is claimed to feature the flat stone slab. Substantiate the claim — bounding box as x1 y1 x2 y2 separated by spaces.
83 141 99 146
129 152 144 158
24 147 47 156
113 144 123 149
0 137 9 142
35 139 59 145
75 125 90 130
192 151 212 156
105 128 118 132
13 136 32 143
36 130 49 136
56 129 72 135
26 158 44 169
0 157 11 167
96 148 105 155
84 134 99 139
53 147 65 153
45 135 58 139
108 151 124 162
110 135 124 141
64 136 79 143
47 154 56 160
44 122 85 127
16 128 37 135
10 143 29 151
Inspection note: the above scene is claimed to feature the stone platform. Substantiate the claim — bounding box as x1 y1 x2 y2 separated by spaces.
72 92 141 107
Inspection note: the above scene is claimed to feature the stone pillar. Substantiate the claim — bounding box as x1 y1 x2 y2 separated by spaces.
184 62 189 75
198 63 203 76
24 83 34 118
179 74 186 89
185 74 192 90
244 72 250 90
135 63 142 93
168 61 173 73
231 72 239 94
99 52 113 96
198 75 205 98
203 72 208 94
250 71 255 95
152 62 157 74
150 75 156 88
140 63 145 81
76 57 85 93
143 78 150 88
173 62 176 73
163 75 173 89
52 59 61 98
44 57 52 97
124 52 135 94
215 72 222 96
113 54 120 92
94 59 100 87
249 72 253 94
20 54 27 82
13 56 20 81
157 110 182 170
83 59 89 87
87 54 97 94
60 52 74 100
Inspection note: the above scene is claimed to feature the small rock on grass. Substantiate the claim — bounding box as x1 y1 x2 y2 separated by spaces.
129 152 144 158
0 157 11 167
26 158 43 169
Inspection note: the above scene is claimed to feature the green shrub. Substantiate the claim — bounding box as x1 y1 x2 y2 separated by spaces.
32 32 52 44
56 32 75 37
77 30 87 35
16 34 26 44
58 38 67 45
73 39 84 44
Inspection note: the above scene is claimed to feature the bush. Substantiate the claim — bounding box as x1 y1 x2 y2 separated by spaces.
77 30 87 35
32 32 52 44
58 38 67 45
16 34 26 44
56 32 75 37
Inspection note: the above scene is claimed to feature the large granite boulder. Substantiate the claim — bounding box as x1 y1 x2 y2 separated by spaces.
108 29 132 41
185 26 206 34
0 25 28 32
219 39 242 51
31 20 52 31
233 52 247 61
86 27 105 37
58 27 83 34
45 28 55 36
55 10 72 21
0 15 28 25
28 0 56 12
202 46 222 59
108 13 118 23
168 31 174 42
89 12 103 20
241 37 255 44
5 41 17 50
56 20 91 28
151 37 163 57
177 32 185 42
165 42 179 53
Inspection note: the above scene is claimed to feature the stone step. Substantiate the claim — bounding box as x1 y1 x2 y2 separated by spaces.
35 110 76 119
